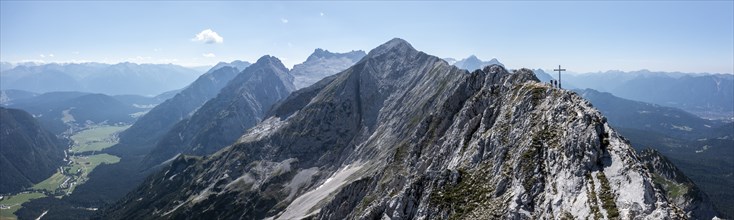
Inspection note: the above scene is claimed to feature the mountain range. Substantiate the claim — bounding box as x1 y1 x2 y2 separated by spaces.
2 91 164 135
142 56 294 168
101 39 718 219
291 49 366 89
117 61 250 152
555 70 734 120
12 49 367 219
0 62 200 96
3 40 729 219
450 55 504 71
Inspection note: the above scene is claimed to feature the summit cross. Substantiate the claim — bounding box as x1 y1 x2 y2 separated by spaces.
553 65 566 89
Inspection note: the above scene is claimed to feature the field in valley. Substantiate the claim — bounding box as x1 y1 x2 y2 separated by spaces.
0 125 126 220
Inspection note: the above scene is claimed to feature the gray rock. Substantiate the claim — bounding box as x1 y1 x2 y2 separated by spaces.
102 38 717 220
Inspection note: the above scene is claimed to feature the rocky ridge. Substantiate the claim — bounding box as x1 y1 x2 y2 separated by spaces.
638 149 719 219
102 38 715 219
141 56 294 167
118 63 246 149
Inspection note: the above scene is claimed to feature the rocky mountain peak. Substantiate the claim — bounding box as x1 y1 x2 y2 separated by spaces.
208 60 251 73
306 48 331 62
255 55 286 69
454 55 505 71
466 55 480 61
103 38 716 220
367 38 417 57
305 48 366 63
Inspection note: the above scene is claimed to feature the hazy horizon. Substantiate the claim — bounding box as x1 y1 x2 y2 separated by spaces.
3 53 732 76
2 1 733 74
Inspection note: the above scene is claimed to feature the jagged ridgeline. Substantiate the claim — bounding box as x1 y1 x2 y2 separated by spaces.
101 39 715 219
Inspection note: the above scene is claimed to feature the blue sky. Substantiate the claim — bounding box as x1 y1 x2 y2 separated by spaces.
1 1 732 73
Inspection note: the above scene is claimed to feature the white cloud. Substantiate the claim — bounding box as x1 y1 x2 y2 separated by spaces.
39 54 45 58
320 12 324 16
72 51 80 55
281 18 289 24
49 54 54 57
202 53 216 58
192 29 223 44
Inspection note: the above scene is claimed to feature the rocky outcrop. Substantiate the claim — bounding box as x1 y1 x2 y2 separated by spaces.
639 149 719 219
102 38 716 219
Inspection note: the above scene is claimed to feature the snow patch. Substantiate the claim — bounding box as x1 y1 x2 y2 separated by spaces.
274 163 363 220
285 167 319 201
239 117 286 143
695 145 711 153
671 125 693 131
133 104 156 109
159 153 182 167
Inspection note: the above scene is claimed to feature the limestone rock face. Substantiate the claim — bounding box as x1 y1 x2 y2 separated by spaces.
102 39 716 220
638 149 719 219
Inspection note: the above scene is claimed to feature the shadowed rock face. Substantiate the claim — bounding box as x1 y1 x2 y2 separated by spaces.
102 38 717 220
0 107 67 193
117 65 243 150
140 56 294 168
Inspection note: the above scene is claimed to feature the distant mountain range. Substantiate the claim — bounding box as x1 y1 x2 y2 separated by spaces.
538 70 734 120
576 89 726 139
2 90 170 134
0 62 201 96
291 49 366 89
0 89 38 105
448 55 504 71
0 107 67 193
0 61 15 71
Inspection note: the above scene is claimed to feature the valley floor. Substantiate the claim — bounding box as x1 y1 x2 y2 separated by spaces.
0 125 127 220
